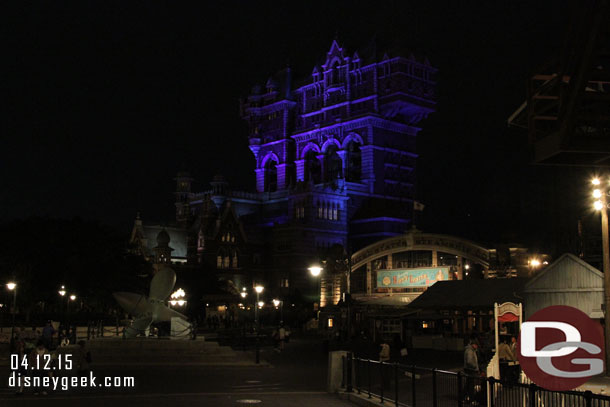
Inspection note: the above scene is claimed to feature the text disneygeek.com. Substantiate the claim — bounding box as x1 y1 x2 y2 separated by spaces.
9 371 135 391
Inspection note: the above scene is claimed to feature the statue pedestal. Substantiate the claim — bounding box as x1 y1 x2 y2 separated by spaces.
170 317 191 340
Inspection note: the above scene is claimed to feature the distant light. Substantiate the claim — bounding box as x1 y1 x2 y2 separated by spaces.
257 301 264 308
273 299 280 307
529 259 541 267
242 287 246 292
309 266 322 277
593 189 602 198
177 300 185 306
171 288 186 299
170 300 177 306
465 272 469 276
328 318 333 328
543 261 548 265
595 200 604 211
255 285 264 294
6 282 16 291
240 292 247 298
58 289 66 296
206 303 209 307
69 295 76 301
464 264 470 270
593 178 601 185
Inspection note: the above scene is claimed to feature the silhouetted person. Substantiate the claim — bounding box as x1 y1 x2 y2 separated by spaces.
464 339 480 402
41 321 54 350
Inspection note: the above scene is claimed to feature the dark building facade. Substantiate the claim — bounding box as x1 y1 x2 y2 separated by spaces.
131 40 437 302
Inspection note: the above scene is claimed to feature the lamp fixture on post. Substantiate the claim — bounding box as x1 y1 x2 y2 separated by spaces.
6 282 17 349
254 285 264 330
591 176 610 373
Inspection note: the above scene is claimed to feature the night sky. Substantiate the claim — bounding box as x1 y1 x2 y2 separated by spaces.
4 1 591 251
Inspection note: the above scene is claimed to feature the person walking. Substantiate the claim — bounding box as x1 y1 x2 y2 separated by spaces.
14 335 26 396
30 340 49 396
41 321 55 350
463 339 480 403
278 325 286 351
379 340 391 391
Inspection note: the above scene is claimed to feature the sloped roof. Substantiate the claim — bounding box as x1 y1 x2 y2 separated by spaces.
524 253 602 291
408 278 527 309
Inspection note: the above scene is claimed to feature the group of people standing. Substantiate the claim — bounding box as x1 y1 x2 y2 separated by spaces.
13 321 78 352
11 320 91 396
463 334 519 403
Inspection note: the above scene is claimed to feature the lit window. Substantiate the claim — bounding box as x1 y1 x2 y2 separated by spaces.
328 318 333 328
217 256 222 268
223 256 230 269
333 208 338 220
232 254 238 268
318 206 323 218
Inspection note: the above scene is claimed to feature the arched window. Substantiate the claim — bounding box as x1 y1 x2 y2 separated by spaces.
264 159 278 192
217 255 223 268
223 256 230 269
324 145 342 182
304 151 322 184
197 230 205 250
346 141 362 182
232 251 238 268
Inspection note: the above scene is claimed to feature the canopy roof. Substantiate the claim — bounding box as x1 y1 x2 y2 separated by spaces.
408 278 526 310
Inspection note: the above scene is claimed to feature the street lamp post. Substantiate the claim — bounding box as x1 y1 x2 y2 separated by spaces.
6 282 17 348
273 299 283 325
254 285 264 331
592 177 610 372
308 265 322 307
68 294 76 314
58 285 67 316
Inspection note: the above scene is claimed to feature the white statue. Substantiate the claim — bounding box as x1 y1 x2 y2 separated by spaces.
113 266 187 338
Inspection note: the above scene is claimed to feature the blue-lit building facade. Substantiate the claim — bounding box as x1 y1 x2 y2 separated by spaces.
131 40 437 303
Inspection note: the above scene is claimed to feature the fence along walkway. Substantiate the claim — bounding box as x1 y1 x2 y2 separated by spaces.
344 355 610 407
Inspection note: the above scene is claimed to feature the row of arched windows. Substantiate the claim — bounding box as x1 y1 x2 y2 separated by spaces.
261 141 362 192
217 249 238 269
303 141 361 184
221 232 236 243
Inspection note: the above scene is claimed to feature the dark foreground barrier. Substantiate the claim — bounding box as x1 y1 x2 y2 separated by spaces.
342 355 610 407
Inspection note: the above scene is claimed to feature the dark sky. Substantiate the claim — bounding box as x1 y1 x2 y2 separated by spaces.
4 1 590 249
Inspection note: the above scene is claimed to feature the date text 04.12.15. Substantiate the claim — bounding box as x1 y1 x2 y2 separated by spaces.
11 354 73 371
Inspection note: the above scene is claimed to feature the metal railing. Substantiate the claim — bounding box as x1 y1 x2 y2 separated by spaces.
343 355 610 407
